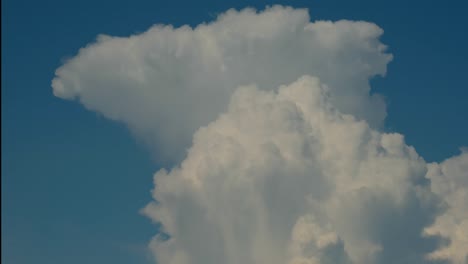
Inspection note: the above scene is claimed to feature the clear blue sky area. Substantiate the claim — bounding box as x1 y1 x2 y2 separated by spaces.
2 0 467 263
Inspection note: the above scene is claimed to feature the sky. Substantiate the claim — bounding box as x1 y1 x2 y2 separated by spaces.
2 1 468 264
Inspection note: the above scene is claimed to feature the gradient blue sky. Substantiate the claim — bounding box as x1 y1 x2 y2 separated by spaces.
2 0 467 263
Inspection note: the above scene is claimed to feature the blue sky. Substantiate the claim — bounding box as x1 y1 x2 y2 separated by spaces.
2 0 467 263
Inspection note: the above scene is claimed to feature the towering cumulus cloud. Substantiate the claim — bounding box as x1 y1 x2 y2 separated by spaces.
52 6 467 264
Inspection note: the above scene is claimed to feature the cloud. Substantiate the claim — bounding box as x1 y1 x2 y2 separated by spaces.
52 5 391 163
142 76 451 264
52 5 467 264
425 150 468 264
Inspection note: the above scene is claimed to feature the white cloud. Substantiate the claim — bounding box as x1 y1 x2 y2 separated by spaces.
52 5 391 163
142 76 450 264
425 150 468 264
52 5 467 264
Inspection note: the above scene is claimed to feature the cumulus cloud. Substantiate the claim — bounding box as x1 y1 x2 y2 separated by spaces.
52 5 391 162
142 76 451 264
425 150 468 264
52 5 467 264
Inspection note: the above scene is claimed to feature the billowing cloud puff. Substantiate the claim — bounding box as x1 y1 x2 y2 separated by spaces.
52 5 392 162
52 5 467 264
143 76 450 264
425 150 468 264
